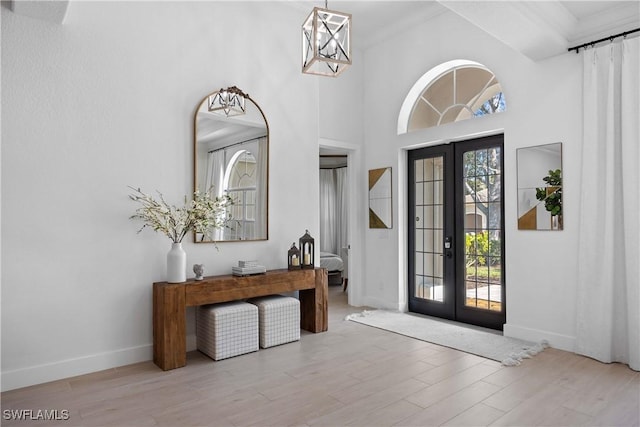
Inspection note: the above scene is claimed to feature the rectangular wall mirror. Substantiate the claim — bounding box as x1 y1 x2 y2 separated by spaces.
517 142 563 230
369 167 392 229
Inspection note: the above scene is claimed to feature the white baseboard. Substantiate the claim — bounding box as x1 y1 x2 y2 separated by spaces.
1 344 153 392
2 335 201 392
504 323 576 352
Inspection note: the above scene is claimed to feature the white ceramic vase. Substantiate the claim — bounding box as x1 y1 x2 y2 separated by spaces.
167 242 187 283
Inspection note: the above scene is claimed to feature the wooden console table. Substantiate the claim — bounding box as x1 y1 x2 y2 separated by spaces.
153 268 328 370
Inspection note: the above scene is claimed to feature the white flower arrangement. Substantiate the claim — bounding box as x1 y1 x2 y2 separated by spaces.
129 186 234 243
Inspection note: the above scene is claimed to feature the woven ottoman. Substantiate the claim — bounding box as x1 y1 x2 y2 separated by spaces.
248 295 300 348
196 301 258 361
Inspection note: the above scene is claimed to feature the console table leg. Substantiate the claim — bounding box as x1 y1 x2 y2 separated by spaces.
153 283 186 370
299 269 328 332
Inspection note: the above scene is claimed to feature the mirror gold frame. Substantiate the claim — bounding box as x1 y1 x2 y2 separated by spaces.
193 88 269 242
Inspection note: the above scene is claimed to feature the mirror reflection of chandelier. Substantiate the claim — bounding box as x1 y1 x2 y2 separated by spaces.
208 86 247 117
302 0 351 77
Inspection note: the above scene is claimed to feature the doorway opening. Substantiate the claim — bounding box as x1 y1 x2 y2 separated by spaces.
319 152 349 292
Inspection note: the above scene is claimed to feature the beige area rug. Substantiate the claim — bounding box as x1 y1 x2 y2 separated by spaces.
346 310 548 366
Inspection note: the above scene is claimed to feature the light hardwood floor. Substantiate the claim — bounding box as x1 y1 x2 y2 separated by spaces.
2 286 639 426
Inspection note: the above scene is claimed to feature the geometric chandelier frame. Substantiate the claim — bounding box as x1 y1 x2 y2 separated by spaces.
302 3 351 77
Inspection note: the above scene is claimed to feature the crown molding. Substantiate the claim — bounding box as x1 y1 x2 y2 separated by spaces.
569 2 640 45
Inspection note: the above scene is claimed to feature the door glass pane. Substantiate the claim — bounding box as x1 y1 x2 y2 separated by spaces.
463 151 475 177
488 174 501 202
433 229 443 251
424 182 434 204
476 149 488 173
416 182 424 205
413 156 444 302
415 206 424 229
433 204 443 229
415 159 424 182
462 147 502 312
434 180 443 204
415 229 424 252
433 157 444 180
488 203 501 230
424 206 434 227
424 229 434 252
424 158 434 180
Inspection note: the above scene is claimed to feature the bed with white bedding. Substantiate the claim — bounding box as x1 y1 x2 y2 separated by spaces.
320 251 344 286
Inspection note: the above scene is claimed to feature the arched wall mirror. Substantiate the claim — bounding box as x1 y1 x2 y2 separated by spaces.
193 87 269 242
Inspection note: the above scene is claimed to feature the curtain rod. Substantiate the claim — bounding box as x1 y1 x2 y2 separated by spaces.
208 135 265 154
568 28 640 53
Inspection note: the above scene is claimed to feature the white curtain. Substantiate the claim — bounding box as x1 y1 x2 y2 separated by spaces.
319 167 349 255
255 137 268 238
577 37 639 371
336 167 349 253
319 169 337 253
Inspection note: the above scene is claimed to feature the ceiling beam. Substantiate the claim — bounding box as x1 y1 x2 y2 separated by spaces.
10 0 69 24
437 0 577 60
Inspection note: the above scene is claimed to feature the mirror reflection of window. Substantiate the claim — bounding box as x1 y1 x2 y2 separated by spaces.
225 150 257 240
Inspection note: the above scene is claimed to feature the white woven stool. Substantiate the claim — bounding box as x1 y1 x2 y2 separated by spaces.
196 301 258 361
248 295 300 348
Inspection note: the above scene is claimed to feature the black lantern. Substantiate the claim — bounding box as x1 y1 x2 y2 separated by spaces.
288 242 301 270
299 230 315 269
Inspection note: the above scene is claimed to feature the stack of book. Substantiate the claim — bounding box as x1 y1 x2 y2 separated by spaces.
232 260 266 276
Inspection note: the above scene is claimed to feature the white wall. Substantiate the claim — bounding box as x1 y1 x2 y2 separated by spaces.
1 1 320 391
361 10 582 350
0 1 591 392
318 50 366 307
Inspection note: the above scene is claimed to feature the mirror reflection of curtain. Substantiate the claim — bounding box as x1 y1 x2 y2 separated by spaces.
205 150 225 198
205 149 226 241
255 137 267 239
577 38 639 371
319 168 348 254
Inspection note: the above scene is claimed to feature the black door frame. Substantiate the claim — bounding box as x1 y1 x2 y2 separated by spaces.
407 144 455 320
453 134 505 330
408 134 506 331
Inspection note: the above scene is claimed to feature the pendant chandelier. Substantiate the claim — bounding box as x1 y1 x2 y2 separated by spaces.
302 0 351 77
208 86 247 117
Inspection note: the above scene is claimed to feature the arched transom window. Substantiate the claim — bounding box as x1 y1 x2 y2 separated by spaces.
398 60 506 134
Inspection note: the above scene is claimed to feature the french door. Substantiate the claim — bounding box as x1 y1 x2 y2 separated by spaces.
408 134 505 330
